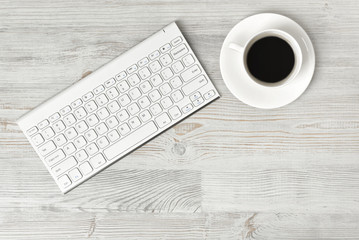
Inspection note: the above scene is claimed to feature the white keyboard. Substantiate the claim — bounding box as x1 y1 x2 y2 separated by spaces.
17 22 220 193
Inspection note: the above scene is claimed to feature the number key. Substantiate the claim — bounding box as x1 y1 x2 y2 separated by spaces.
64 114 76 126
95 94 109 106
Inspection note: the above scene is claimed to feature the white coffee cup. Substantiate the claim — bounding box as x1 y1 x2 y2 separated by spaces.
228 29 303 87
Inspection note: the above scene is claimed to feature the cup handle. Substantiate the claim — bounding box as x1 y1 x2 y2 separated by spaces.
229 42 244 53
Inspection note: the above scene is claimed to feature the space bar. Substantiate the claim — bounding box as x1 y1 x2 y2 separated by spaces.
103 121 158 161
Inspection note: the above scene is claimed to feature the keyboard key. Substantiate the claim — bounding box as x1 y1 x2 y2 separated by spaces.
75 149 88 162
64 142 76 155
54 134 67 147
171 44 188 59
87 114 99 127
150 103 162 116
52 156 77 177
138 67 151 79
172 61 184 73
43 127 55 139
128 74 141 86
149 61 161 73
74 107 87 119
74 136 87 148
171 36 182 46
69 168 82 182
129 87 142 100
107 87 119 99
161 67 173 80
107 101 121 113
149 89 161 102
95 94 109 106
105 78 116 88
127 64 138 74
86 143 99 155
139 110 152 122
38 119 49 129
49 113 61 122
71 98 82 109
39 141 56 156
118 123 131 135
97 107 110 120
104 122 158 161
45 149 66 166
170 76 182 89
94 85 105 94
190 92 202 101
138 57 149 67
160 43 171 53
171 90 184 103
97 136 110 148
182 103 193 114
106 116 119 129
150 74 163 87
115 71 127 81
64 114 76 126
117 80 130 92
108 129 120 142
128 103 140 115
204 90 215 99
82 92 94 102
149 50 160 60
95 122 108 135
193 97 204 107
32 134 44 146
65 127 78 140
75 121 89 133
159 83 172 95
169 106 182 120
183 54 195 66
79 162 93 175
118 94 131 106
181 64 201 82
85 100 98 112
182 75 208 95
155 113 171 128
138 96 151 108
53 120 66 133
85 129 98 142
129 117 141 129
117 109 130 122
90 154 106 169
139 81 152 94
58 175 72 189
159 54 172 66
60 106 71 116
160 97 173 109
27 126 38 136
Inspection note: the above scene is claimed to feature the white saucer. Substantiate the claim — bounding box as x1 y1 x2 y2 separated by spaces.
220 13 315 109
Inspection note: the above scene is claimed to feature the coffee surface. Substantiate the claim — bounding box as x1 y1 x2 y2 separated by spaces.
247 36 295 83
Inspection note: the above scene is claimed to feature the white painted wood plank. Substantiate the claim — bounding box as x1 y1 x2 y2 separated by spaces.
1 212 359 240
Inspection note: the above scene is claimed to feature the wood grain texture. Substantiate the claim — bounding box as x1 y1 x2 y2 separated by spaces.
1 0 359 239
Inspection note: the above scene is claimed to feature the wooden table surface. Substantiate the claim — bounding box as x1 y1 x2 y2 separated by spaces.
1 0 359 239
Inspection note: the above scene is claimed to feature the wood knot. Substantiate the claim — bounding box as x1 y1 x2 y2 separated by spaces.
171 142 186 156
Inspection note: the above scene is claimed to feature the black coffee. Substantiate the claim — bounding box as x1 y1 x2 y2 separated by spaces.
246 36 295 83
